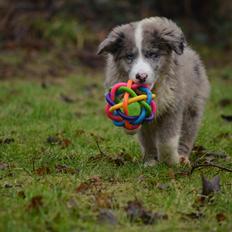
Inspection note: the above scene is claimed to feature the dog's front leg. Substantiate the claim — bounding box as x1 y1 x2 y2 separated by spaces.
137 122 158 166
156 111 183 166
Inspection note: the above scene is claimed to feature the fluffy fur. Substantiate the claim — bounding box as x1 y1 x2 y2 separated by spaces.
97 17 210 166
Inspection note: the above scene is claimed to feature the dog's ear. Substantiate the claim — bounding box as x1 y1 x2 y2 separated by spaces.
166 35 186 55
156 18 187 55
97 26 125 55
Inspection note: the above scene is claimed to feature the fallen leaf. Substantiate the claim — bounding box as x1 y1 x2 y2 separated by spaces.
221 114 232 122
27 195 43 210
216 212 226 223
202 175 220 196
76 183 90 193
35 166 50 176
76 176 102 194
97 209 117 225
60 138 71 149
194 195 207 206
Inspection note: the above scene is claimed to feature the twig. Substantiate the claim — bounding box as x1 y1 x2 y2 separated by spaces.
191 163 232 174
95 139 105 156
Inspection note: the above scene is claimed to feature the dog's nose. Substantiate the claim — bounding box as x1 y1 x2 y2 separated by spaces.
135 73 148 83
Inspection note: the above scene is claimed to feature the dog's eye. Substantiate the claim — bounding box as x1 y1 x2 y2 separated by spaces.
125 53 135 63
145 51 160 59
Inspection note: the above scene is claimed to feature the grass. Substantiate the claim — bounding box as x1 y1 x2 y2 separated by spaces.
0 68 231 232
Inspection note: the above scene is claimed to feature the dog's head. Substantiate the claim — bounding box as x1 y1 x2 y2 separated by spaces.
97 17 186 87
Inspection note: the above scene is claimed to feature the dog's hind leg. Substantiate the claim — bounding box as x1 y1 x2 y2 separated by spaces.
137 123 158 166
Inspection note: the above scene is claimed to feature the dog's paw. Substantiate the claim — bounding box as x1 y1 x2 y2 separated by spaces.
161 153 180 166
144 159 158 167
179 155 191 166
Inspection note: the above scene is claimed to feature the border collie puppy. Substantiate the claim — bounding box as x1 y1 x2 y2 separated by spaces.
97 17 210 166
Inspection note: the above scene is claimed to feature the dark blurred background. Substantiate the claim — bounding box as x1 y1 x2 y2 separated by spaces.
0 0 231 79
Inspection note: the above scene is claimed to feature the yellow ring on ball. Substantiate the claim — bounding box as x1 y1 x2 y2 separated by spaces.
109 94 156 112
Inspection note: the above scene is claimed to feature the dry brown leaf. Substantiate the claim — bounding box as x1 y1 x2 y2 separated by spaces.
76 183 90 193
27 196 43 210
35 166 50 176
216 212 226 223
60 138 72 149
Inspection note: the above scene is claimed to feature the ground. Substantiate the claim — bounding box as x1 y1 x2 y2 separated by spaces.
0 60 231 231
